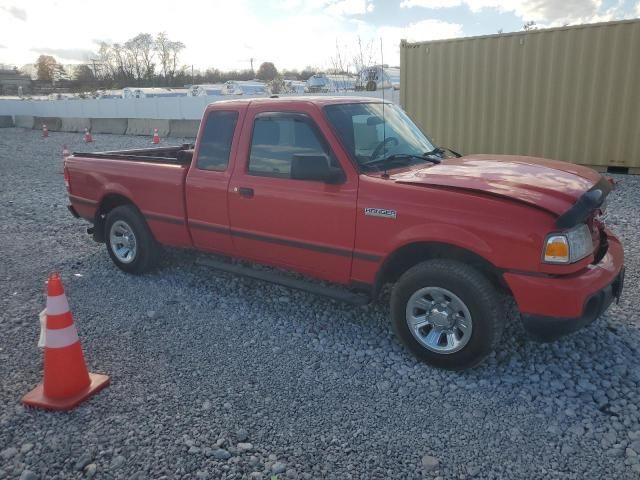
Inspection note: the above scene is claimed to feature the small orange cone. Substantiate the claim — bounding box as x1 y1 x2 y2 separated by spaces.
152 128 160 144
84 128 93 143
62 144 70 159
22 273 109 411
42 124 48 138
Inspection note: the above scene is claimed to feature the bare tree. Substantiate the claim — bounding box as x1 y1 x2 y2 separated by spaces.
128 33 155 80
329 39 348 74
111 43 135 82
352 36 376 74
96 42 116 80
154 32 181 84
168 40 186 82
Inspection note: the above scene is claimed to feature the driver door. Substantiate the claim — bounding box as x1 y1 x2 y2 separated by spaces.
228 108 359 283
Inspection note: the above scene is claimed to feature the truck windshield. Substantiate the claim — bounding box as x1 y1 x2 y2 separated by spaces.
324 102 438 172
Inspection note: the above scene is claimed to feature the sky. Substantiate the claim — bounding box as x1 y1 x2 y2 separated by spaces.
1 0 639 72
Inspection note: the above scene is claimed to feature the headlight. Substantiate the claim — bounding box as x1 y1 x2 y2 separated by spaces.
543 224 593 264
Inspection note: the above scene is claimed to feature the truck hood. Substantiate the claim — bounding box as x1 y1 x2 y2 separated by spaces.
391 154 602 215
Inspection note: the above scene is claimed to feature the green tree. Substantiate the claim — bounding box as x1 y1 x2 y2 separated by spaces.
256 62 278 82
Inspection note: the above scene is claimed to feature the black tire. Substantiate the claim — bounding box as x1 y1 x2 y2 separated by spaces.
104 205 159 274
390 259 505 369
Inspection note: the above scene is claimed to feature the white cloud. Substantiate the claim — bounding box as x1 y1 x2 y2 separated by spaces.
466 0 604 24
399 0 625 26
277 0 373 15
636 1 640 15
0 5 27 21
326 0 374 16
400 0 462 8
353 18 463 65
30 47 96 62
0 0 384 72
381 18 464 42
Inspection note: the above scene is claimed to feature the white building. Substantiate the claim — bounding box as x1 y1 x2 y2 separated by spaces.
305 73 356 93
221 80 268 96
187 84 225 96
122 87 188 99
356 66 400 91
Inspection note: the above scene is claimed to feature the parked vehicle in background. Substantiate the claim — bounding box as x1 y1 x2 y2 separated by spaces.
356 65 400 91
221 80 268 96
64 96 625 369
305 73 356 93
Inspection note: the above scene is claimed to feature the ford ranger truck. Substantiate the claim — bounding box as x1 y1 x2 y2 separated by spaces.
64 97 625 369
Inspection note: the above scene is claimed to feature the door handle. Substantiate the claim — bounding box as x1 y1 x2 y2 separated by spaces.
235 187 254 198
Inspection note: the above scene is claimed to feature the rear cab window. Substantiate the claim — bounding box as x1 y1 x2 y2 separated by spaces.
196 110 239 171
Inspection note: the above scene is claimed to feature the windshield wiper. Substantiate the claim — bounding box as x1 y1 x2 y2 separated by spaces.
361 152 442 178
426 146 462 158
363 152 442 167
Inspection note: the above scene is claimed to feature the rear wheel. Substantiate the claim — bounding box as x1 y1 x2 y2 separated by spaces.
105 205 159 274
390 259 505 369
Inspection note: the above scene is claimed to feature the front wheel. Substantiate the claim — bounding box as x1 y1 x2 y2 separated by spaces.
105 205 159 274
390 260 505 369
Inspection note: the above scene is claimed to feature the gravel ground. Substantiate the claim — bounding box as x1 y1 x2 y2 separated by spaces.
1 127 639 480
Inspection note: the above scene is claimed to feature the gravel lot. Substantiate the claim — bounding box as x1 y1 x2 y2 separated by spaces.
1 127 639 480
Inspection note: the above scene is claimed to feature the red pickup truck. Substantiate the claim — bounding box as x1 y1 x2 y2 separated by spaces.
64 97 625 369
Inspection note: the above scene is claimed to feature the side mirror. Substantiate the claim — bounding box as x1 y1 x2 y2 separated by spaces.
291 154 344 184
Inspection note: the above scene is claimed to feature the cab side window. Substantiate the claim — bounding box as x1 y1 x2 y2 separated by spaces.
248 114 335 178
196 110 239 171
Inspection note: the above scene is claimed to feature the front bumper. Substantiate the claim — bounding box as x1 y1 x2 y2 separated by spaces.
521 266 624 341
504 230 624 341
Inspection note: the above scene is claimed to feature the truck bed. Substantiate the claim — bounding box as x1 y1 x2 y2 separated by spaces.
72 144 194 165
66 146 194 248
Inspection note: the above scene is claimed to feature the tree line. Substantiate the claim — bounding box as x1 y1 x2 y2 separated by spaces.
32 31 321 92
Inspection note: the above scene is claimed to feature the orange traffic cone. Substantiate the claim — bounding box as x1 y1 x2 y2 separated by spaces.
42 124 48 138
22 273 109 411
152 128 160 144
62 144 70 159
84 128 93 143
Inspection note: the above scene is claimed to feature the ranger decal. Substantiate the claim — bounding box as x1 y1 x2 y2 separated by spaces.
364 208 397 219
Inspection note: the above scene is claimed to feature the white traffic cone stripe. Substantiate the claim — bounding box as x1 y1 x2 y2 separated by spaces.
46 294 70 316
45 324 79 349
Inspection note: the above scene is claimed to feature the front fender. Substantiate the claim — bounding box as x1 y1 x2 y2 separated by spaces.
390 223 494 258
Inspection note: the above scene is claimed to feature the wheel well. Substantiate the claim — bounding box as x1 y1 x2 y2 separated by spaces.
374 242 509 298
93 194 134 242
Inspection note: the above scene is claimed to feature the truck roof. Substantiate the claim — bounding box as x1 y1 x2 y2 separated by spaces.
206 95 387 109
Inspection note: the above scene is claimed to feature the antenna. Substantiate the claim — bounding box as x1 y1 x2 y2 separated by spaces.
381 38 385 137
380 37 388 178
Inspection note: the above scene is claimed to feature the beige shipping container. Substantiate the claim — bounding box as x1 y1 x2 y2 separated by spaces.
400 19 640 171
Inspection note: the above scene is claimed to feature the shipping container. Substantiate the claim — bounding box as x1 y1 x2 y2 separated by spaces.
400 19 640 171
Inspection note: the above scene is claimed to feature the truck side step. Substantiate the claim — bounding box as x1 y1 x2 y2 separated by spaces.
196 257 370 305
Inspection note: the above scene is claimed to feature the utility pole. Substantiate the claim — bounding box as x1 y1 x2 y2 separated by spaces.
250 57 254 75
90 58 100 91
191 64 194 85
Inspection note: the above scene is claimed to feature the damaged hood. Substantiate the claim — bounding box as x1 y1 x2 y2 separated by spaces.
391 154 602 216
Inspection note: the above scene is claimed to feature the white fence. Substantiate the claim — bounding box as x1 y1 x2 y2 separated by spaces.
0 90 400 121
